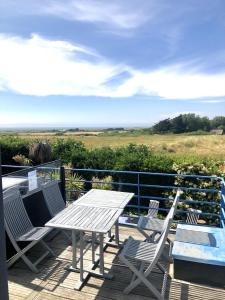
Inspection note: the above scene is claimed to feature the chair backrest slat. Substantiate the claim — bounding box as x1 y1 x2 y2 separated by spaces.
3 188 34 240
186 208 201 224
162 189 181 231
42 181 65 217
147 200 159 218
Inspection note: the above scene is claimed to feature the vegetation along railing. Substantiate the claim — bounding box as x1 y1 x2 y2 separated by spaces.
2 164 225 226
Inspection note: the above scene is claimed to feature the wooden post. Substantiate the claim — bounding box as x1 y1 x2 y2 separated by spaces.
0 150 9 300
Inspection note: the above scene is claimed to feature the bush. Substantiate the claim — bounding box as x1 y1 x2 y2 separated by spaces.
168 162 223 225
92 176 113 190
51 139 86 164
0 136 29 166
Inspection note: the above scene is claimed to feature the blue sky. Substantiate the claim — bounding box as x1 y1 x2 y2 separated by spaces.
0 0 225 128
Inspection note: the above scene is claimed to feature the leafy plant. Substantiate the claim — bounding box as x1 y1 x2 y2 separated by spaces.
12 154 32 166
65 166 84 201
166 162 223 225
92 176 113 190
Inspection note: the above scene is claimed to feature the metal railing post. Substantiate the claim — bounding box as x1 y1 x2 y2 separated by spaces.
60 166 66 203
137 173 140 214
220 180 225 228
0 151 9 300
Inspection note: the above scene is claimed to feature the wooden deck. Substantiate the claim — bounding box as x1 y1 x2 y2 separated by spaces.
8 226 225 300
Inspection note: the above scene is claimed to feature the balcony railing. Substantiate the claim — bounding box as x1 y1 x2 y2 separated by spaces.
2 163 225 227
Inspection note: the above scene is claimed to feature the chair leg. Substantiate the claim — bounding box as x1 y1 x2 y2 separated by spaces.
8 251 39 273
61 229 72 243
20 254 39 273
40 240 55 257
122 257 164 300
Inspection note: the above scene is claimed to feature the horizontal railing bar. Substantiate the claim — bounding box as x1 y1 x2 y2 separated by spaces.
67 167 222 180
136 195 219 206
65 178 220 193
138 183 219 193
2 165 32 169
66 189 219 206
126 204 219 217
2 164 222 181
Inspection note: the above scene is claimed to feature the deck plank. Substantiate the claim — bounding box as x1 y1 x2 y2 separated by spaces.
8 226 225 300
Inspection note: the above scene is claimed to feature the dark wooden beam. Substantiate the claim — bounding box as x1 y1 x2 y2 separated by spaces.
0 150 9 300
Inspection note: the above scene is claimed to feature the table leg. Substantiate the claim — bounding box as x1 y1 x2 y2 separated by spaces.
80 231 84 282
92 232 96 264
72 230 77 269
99 233 104 275
69 230 113 290
115 220 119 245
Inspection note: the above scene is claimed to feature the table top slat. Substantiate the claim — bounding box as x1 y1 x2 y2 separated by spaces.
75 189 134 209
46 204 123 233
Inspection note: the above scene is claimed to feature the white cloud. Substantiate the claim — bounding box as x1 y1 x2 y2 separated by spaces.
42 0 149 29
200 99 225 104
1 34 225 100
0 0 150 31
0 34 121 96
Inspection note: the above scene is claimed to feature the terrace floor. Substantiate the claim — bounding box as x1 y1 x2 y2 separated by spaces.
8 226 225 300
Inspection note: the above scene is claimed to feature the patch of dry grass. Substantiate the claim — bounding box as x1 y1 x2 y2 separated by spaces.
3 132 225 159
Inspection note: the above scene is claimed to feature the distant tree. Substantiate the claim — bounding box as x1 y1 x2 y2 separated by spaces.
211 116 225 130
152 113 212 133
152 118 172 133
171 114 185 133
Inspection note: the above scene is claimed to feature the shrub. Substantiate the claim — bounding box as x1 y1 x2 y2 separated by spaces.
0 136 29 166
167 162 223 225
65 172 85 201
51 139 86 163
92 176 113 190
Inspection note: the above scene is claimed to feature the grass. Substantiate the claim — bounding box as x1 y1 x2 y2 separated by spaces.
1 131 225 159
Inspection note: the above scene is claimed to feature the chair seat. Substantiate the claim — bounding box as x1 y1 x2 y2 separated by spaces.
138 216 164 232
17 227 52 242
121 236 157 263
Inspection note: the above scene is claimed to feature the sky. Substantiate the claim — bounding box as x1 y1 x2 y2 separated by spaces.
0 0 225 128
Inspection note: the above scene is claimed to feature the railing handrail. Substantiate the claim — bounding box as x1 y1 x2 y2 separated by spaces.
2 164 223 180
67 167 223 180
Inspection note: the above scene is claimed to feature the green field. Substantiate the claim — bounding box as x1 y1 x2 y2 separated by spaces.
8 131 225 159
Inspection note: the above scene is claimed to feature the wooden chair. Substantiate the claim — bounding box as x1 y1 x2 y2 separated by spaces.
137 190 181 242
3 187 54 273
137 191 181 261
119 215 172 299
41 181 71 241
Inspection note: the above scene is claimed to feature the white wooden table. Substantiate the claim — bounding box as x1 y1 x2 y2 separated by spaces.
75 189 134 244
46 203 124 290
75 189 133 208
